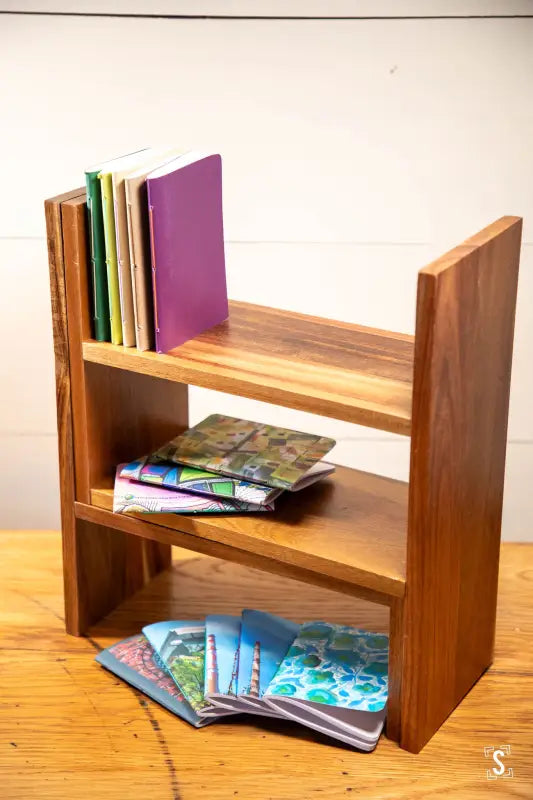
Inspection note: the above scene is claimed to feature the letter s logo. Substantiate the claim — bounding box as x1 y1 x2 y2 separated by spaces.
492 750 506 776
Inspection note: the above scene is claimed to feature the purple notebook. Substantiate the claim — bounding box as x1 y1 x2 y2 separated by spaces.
147 152 229 354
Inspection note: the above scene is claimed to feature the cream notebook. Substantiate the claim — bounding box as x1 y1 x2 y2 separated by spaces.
124 149 183 351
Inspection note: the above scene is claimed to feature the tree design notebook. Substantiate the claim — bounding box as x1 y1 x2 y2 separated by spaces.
154 414 336 490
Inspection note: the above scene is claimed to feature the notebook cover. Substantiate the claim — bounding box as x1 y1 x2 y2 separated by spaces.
113 464 272 514
112 170 137 346
95 634 210 728
124 149 184 351
147 154 228 353
99 172 123 344
84 171 111 341
120 456 279 507
237 610 299 699
155 414 336 491
264 622 389 712
143 621 233 717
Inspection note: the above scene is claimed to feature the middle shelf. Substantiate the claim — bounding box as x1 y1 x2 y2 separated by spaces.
82 465 408 606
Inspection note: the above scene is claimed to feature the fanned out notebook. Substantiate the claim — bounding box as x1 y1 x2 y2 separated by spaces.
96 612 389 750
264 622 389 751
95 634 210 727
114 465 273 514
119 454 335 507
142 621 235 719
154 414 336 491
146 152 229 354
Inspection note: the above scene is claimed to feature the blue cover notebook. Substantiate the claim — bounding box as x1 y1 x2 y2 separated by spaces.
263 622 389 751
237 610 299 702
143 620 235 719
203 615 252 713
95 634 210 728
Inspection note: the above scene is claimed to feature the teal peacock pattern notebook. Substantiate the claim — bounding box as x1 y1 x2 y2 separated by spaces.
265 622 389 712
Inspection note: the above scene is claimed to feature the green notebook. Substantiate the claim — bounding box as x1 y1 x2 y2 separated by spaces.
85 149 150 344
85 170 111 341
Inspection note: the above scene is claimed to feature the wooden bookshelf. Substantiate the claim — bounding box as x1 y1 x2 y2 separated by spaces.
45 190 522 755
83 301 415 435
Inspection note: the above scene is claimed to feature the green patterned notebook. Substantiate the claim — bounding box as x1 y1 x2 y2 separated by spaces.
154 414 336 491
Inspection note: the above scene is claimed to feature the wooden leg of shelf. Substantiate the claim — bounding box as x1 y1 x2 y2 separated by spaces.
63 517 170 636
385 597 404 743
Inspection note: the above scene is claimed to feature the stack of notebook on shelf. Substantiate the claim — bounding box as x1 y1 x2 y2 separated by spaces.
96 610 389 751
114 413 336 516
85 147 228 353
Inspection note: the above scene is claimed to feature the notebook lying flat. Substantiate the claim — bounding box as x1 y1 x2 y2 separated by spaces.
263 622 388 750
113 465 273 514
154 414 336 491
120 454 334 507
143 620 236 719
95 634 211 728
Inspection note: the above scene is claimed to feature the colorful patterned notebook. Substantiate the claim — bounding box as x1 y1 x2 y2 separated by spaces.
143 621 234 718
95 634 210 728
113 465 272 515
154 414 336 490
265 622 389 712
120 455 333 507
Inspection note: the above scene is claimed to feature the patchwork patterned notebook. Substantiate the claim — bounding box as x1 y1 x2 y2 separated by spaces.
114 465 272 514
153 414 336 490
120 455 334 507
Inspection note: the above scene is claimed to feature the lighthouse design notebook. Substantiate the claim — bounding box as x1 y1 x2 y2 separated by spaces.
154 414 336 491
237 610 299 715
147 152 228 353
120 454 334 507
143 621 235 719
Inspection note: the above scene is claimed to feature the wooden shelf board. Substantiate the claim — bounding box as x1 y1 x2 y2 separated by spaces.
82 301 414 435
85 465 407 604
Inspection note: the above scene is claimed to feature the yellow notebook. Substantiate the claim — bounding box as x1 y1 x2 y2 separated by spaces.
99 172 123 344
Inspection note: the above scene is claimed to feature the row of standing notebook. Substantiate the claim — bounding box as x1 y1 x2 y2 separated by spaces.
85 148 228 353
96 610 389 751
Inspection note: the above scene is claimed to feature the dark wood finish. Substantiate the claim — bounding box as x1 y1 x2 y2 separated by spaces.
45 189 85 633
46 188 522 754
47 191 189 634
63 196 191 492
83 301 415 435
400 216 522 752
86 464 408 603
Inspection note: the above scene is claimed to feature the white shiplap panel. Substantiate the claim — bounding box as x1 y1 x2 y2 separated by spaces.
0 239 57 436
2 2 532 16
1 15 532 242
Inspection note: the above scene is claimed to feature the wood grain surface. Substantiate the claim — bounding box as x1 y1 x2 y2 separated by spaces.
400 216 523 753
83 300 414 435
86 464 408 603
1 532 532 800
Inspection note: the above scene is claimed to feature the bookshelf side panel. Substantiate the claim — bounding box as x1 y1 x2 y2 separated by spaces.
401 217 522 752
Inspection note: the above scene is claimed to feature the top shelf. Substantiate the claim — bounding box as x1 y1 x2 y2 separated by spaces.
83 300 414 435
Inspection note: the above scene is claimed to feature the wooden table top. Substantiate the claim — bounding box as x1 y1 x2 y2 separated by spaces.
1 531 532 799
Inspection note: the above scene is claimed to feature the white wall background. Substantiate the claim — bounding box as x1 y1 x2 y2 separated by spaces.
0 3 532 538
